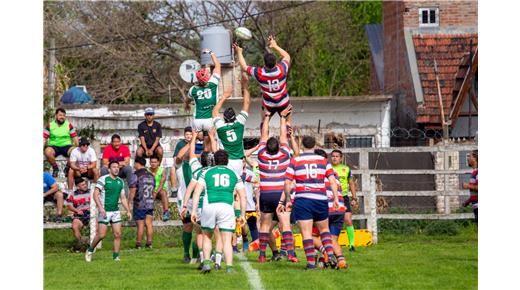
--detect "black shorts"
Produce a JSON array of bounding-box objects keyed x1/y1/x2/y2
[
  {"x1": 259, "y1": 193, "x2": 281, "y2": 214},
  {"x1": 140, "y1": 144, "x2": 162, "y2": 152},
  {"x1": 134, "y1": 208, "x2": 154, "y2": 221},
  {"x1": 262, "y1": 102, "x2": 290, "y2": 116},
  {"x1": 43, "y1": 195, "x2": 56, "y2": 203},
  {"x1": 344, "y1": 195, "x2": 352, "y2": 213},
  {"x1": 73, "y1": 211, "x2": 91, "y2": 226},
  {"x1": 50, "y1": 145, "x2": 72, "y2": 158}
]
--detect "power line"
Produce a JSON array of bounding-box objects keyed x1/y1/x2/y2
[{"x1": 48, "y1": 1, "x2": 315, "y2": 51}]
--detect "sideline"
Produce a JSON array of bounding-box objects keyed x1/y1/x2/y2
[{"x1": 235, "y1": 252, "x2": 264, "y2": 290}]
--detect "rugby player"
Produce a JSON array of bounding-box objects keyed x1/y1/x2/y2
[{"x1": 129, "y1": 157, "x2": 156, "y2": 249}]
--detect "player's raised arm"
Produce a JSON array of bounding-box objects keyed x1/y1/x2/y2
[
  {"x1": 212, "y1": 86, "x2": 232, "y2": 118},
  {"x1": 207, "y1": 49, "x2": 221, "y2": 76},
  {"x1": 279, "y1": 104, "x2": 292, "y2": 145},
  {"x1": 233, "y1": 43, "x2": 248, "y2": 72},
  {"x1": 189, "y1": 128, "x2": 198, "y2": 161},
  {"x1": 241, "y1": 72, "x2": 251, "y2": 114},
  {"x1": 268, "y1": 35, "x2": 290, "y2": 63},
  {"x1": 260, "y1": 111, "x2": 271, "y2": 143}
]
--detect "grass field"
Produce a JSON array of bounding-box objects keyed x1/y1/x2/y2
[{"x1": 44, "y1": 224, "x2": 477, "y2": 290}]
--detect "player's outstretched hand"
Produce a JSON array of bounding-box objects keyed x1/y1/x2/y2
[
  {"x1": 333, "y1": 197, "x2": 340, "y2": 211},
  {"x1": 276, "y1": 203, "x2": 285, "y2": 214},
  {"x1": 285, "y1": 201, "x2": 293, "y2": 212},
  {"x1": 233, "y1": 43, "x2": 243, "y2": 54},
  {"x1": 268, "y1": 35, "x2": 277, "y2": 48},
  {"x1": 281, "y1": 104, "x2": 293, "y2": 117}
]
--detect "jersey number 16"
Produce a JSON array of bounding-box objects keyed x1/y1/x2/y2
[{"x1": 213, "y1": 174, "x2": 230, "y2": 187}]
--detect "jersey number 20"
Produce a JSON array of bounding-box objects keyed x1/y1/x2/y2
[{"x1": 213, "y1": 174, "x2": 230, "y2": 187}]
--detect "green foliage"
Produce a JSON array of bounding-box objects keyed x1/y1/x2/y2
[
  {"x1": 424, "y1": 221, "x2": 460, "y2": 236},
  {"x1": 76, "y1": 124, "x2": 96, "y2": 141}
]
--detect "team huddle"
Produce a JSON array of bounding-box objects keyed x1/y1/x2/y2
[{"x1": 43, "y1": 35, "x2": 359, "y2": 272}]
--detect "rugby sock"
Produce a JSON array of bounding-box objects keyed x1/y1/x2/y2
[
  {"x1": 259, "y1": 232, "x2": 269, "y2": 257},
  {"x1": 87, "y1": 246, "x2": 94, "y2": 253},
  {"x1": 337, "y1": 255, "x2": 346, "y2": 263},
  {"x1": 112, "y1": 252, "x2": 119, "y2": 259},
  {"x1": 182, "y1": 231, "x2": 192, "y2": 257},
  {"x1": 320, "y1": 232, "x2": 335, "y2": 261},
  {"x1": 215, "y1": 252, "x2": 223, "y2": 266},
  {"x1": 346, "y1": 225, "x2": 355, "y2": 247},
  {"x1": 192, "y1": 241, "x2": 199, "y2": 258},
  {"x1": 282, "y1": 231, "x2": 296, "y2": 257},
  {"x1": 303, "y1": 239, "x2": 316, "y2": 267}
]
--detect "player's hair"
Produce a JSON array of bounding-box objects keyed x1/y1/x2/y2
[
  {"x1": 301, "y1": 135, "x2": 316, "y2": 149},
  {"x1": 266, "y1": 137, "x2": 279, "y2": 155},
  {"x1": 264, "y1": 52, "x2": 276, "y2": 69},
  {"x1": 74, "y1": 177, "x2": 86, "y2": 185},
  {"x1": 108, "y1": 160, "x2": 119, "y2": 168},
  {"x1": 134, "y1": 156, "x2": 147, "y2": 166},
  {"x1": 214, "y1": 150, "x2": 229, "y2": 166},
  {"x1": 470, "y1": 150, "x2": 478, "y2": 161},
  {"x1": 201, "y1": 151, "x2": 215, "y2": 167},
  {"x1": 224, "y1": 107, "x2": 236, "y2": 123},
  {"x1": 55, "y1": 108, "x2": 66, "y2": 115},
  {"x1": 314, "y1": 148, "x2": 327, "y2": 159},
  {"x1": 111, "y1": 134, "x2": 121, "y2": 142},
  {"x1": 331, "y1": 149, "x2": 343, "y2": 156},
  {"x1": 150, "y1": 155, "x2": 159, "y2": 162}
]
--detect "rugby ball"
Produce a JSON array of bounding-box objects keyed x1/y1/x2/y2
[{"x1": 235, "y1": 27, "x2": 252, "y2": 40}]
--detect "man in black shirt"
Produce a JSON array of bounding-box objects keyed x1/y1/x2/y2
[{"x1": 136, "y1": 107, "x2": 164, "y2": 162}]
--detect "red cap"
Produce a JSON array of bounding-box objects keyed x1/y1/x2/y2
[{"x1": 196, "y1": 69, "x2": 210, "y2": 84}]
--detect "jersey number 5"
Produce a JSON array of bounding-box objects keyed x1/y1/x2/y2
[
  {"x1": 213, "y1": 174, "x2": 230, "y2": 187},
  {"x1": 304, "y1": 164, "x2": 318, "y2": 178},
  {"x1": 226, "y1": 130, "x2": 237, "y2": 142}
]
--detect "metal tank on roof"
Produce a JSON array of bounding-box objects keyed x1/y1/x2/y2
[{"x1": 200, "y1": 26, "x2": 232, "y2": 65}]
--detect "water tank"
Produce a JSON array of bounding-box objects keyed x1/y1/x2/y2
[{"x1": 200, "y1": 26, "x2": 232, "y2": 65}]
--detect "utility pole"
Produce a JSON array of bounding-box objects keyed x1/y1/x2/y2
[{"x1": 47, "y1": 38, "x2": 56, "y2": 109}]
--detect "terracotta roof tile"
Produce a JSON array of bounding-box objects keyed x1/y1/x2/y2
[{"x1": 413, "y1": 33, "x2": 477, "y2": 126}]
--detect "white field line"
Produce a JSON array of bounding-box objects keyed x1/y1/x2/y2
[{"x1": 236, "y1": 253, "x2": 264, "y2": 290}]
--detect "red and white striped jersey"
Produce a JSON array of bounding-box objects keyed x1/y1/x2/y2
[
  {"x1": 257, "y1": 141, "x2": 291, "y2": 196},
  {"x1": 246, "y1": 60, "x2": 290, "y2": 109},
  {"x1": 326, "y1": 171, "x2": 345, "y2": 213},
  {"x1": 285, "y1": 152, "x2": 334, "y2": 201}
]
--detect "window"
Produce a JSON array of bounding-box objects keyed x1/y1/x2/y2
[
  {"x1": 419, "y1": 8, "x2": 439, "y2": 27},
  {"x1": 346, "y1": 136, "x2": 373, "y2": 148}
]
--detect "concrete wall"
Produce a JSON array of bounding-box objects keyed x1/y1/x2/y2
[{"x1": 63, "y1": 95, "x2": 392, "y2": 149}]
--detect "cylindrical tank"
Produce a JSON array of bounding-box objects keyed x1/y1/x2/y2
[{"x1": 200, "y1": 26, "x2": 232, "y2": 65}]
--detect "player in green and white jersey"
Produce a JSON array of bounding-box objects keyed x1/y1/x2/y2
[
  {"x1": 191, "y1": 150, "x2": 247, "y2": 274},
  {"x1": 85, "y1": 161, "x2": 131, "y2": 262},
  {"x1": 185, "y1": 48, "x2": 221, "y2": 135},
  {"x1": 211, "y1": 72, "x2": 251, "y2": 177}
]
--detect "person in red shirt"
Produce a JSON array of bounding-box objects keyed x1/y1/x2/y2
[
  {"x1": 463, "y1": 150, "x2": 478, "y2": 223},
  {"x1": 101, "y1": 134, "x2": 133, "y2": 186}
]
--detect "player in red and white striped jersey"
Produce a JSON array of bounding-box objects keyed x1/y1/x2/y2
[
  {"x1": 279, "y1": 136, "x2": 340, "y2": 270},
  {"x1": 255, "y1": 105, "x2": 298, "y2": 263},
  {"x1": 234, "y1": 35, "x2": 292, "y2": 124}
]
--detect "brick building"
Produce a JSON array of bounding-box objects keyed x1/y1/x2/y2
[{"x1": 366, "y1": 1, "x2": 478, "y2": 142}]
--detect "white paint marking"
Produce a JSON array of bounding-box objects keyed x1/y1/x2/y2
[{"x1": 236, "y1": 253, "x2": 264, "y2": 290}]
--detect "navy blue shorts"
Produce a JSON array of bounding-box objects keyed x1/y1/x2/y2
[
  {"x1": 50, "y1": 145, "x2": 72, "y2": 158},
  {"x1": 293, "y1": 198, "x2": 329, "y2": 222},
  {"x1": 134, "y1": 208, "x2": 153, "y2": 221},
  {"x1": 344, "y1": 195, "x2": 352, "y2": 213},
  {"x1": 329, "y1": 213, "x2": 345, "y2": 236},
  {"x1": 260, "y1": 193, "x2": 281, "y2": 214}
]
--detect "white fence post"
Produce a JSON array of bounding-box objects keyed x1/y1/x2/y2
[
  {"x1": 368, "y1": 176, "x2": 378, "y2": 244},
  {"x1": 359, "y1": 150, "x2": 370, "y2": 229},
  {"x1": 89, "y1": 184, "x2": 101, "y2": 249}
]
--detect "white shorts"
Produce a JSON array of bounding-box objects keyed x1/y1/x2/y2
[
  {"x1": 200, "y1": 203, "x2": 235, "y2": 232},
  {"x1": 98, "y1": 211, "x2": 121, "y2": 225},
  {"x1": 193, "y1": 118, "x2": 213, "y2": 132},
  {"x1": 175, "y1": 166, "x2": 188, "y2": 214},
  {"x1": 227, "y1": 159, "x2": 244, "y2": 177}
]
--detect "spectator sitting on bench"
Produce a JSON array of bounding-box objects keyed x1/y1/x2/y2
[
  {"x1": 136, "y1": 107, "x2": 164, "y2": 163},
  {"x1": 147, "y1": 155, "x2": 171, "y2": 221},
  {"x1": 66, "y1": 177, "x2": 91, "y2": 249},
  {"x1": 43, "y1": 171, "x2": 64, "y2": 222},
  {"x1": 101, "y1": 134, "x2": 133, "y2": 185},
  {"x1": 68, "y1": 137, "x2": 99, "y2": 192},
  {"x1": 44, "y1": 108, "x2": 79, "y2": 177}
]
